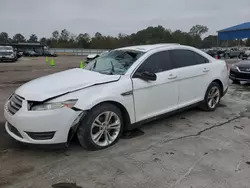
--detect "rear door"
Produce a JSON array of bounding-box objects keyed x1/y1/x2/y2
[{"x1": 169, "y1": 49, "x2": 211, "y2": 108}]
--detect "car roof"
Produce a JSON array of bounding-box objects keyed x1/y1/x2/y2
[{"x1": 117, "y1": 43, "x2": 180, "y2": 52}]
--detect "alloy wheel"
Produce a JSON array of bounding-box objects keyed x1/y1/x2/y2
[
  {"x1": 207, "y1": 86, "x2": 220, "y2": 109},
  {"x1": 90, "y1": 111, "x2": 121, "y2": 147}
]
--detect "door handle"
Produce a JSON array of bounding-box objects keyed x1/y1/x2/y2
[
  {"x1": 168, "y1": 75, "x2": 177, "y2": 79},
  {"x1": 203, "y1": 68, "x2": 209, "y2": 73}
]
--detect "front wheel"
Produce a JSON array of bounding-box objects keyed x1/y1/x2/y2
[
  {"x1": 199, "y1": 82, "x2": 222, "y2": 111},
  {"x1": 77, "y1": 103, "x2": 123, "y2": 150}
]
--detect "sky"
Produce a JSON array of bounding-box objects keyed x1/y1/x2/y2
[{"x1": 0, "y1": 0, "x2": 250, "y2": 39}]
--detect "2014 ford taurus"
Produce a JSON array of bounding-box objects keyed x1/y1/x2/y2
[{"x1": 4, "y1": 44, "x2": 229, "y2": 150}]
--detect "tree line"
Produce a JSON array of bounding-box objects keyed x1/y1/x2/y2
[{"x1": 0, "y1": 25, "x2": 249, "y2": 49}]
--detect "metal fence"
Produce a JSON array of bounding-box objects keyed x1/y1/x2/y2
[{"x1": 49, "y1": 48, "x2": 108, "y2": 56}]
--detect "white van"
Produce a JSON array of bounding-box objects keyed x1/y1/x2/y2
[{"x1": 0, "y1": 46, "x2": 17, "y2": 62}]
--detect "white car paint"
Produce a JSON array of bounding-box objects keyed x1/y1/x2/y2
[
  {"x1": 4, "y1": 44, "x2": 229, "y2": 145},
  {"x1": 15, "y1": 68, "x2": 120, "y2": 101},
  {"x1": 87, "y1": 54, "x2": 99, "y2": 59},
  {"x1": 0, "y1": 46, "x2": 15, "y2": 61}
]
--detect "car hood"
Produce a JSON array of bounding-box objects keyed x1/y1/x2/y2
[
  {"x1": 15, "y1": 68, "x2": 120, "y2": 101},
  {"x1": 234, "y1": 60, "x2": 250, "y2": 67}
]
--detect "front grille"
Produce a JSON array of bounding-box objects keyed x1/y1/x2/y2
[
  {"x1": 230, "y1": 70, "x2": 250, "y2": 79},
  {"x1": 239, "y1": 67, "x2": 250, "y2": 72},
  {"x1": 0, "y1": 52, "x2": 12, "y2": 55},
  {"x1": 7, "y1": 94, "x2": 24, "y2": 115},
  {"x1": 25, "y1": 131, "x2": 55, "y2": 140},
  {"x1": 7, "y1": 122, "x2": 23, "y2": 138}
]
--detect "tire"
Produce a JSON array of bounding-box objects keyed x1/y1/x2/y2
[
  {"x1": 77, "y1": 103, "x2": 123, "y2": 150},
  {"x1": 232, "y1": 80, "x2": 240, "y2": 84},
  {"x1": 199, "y1": 82, "x2": 222, "y2": 111}
]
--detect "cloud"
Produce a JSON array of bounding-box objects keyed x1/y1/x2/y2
[{"x1": 0, "y1": 0, "x2": 249, "y2": 38}]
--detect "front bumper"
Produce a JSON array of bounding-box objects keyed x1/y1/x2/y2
[
  {"x1": 0, "y1": 56, "x2": 15, "y2": 61},
  {"x1": 229, "y1": 69, "x2": 250, "y2": 81},
  {"x1": 4, "y1": 98, "x2": 82, "y2": 144}
]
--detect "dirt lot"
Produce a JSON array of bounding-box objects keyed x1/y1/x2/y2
[{"x1": 0, "y1": 57, "x2": 250, "y2": 188}]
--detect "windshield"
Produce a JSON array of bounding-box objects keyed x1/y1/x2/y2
[
  {"x1": 85, "y1": 50, "x2": 144, "y2": 75},
  {"x1": 0, "y1": 46, "x2": 13, "y2": 50}
]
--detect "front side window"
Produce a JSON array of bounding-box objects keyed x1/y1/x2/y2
[
  {"x1": 85, "y1": 50, "x2": 144, "y2": 75},
  {"x1": 136, "y1": 51, "x2": 171, "y2": 74}
]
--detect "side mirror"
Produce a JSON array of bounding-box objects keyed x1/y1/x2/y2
[{"x1": 134, "y1": 71, "x2": 157, "y2": 81}]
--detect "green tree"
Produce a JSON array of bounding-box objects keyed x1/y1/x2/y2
[
  {"x1": 40, "y1": 37, "x2": 47, "y2": 45},
  {"x1": 9, "y1": 24, "x2": 216, "y2": 49},
  {"x1": 246, "y1": 39, "x2": 250, "y2": 46},
  {"x1": 52, "y1": 30, "x2": 59, "y2": 40},
  {"x1": 0, "y1": 32, "x2": 9, "y2": 43},
  {"x1": 77, "y1": 33, "x2": 90, "y2": 48},
  {"x1": 189, "y1": 25, "x2": 208, "y2": 37},
  {"x1": 28, "y1": 34, "x2": 38, "y2": 43},
  {"x1": 202, "y1": 35, "x2": 218, "y2": 48},
  {"x1": 95, "y1": 32, "x2": 103, "y2": 39},
  {"x1": 12, "y1": 33, "x2": 26, "y2": 42},
  {"x1": 60, "y1": 29, "x2": 70, "y2": 41}
]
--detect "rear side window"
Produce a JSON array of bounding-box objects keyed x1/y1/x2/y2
[
  {"x1": 194, "y1": 52, "x2": 209, "y2": 64},
  {"x1": 170, "y1": 49, "x2": 196, "y2": 68},
  {"x1": 137, "y1": 51, "x2": 171, "y2": 74}
]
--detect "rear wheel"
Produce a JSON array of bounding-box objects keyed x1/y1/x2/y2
[
  {"x1": 199, "y1": 82, "x2": 221, "y2": 111},
  {"x1": 77, "y1": 103, "x2": 123, "y2": 150}
]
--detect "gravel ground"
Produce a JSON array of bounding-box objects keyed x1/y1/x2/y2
[{"x1": 0, "y1": 57, "x2": 250, "y2": 188}]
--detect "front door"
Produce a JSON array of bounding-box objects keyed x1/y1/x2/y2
[{"x1": 131, "y1": 50, "x2": 179, "y2": 122}]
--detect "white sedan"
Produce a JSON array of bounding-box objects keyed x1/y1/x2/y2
[{"x1": 4, "y1": 44, "x2": 229, "y2": 150}]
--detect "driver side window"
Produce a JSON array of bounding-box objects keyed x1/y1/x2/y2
[{"x1": 136, "y1": 51, "x2": 171, "y2": 74}]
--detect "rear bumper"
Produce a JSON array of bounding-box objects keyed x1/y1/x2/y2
[{"x1": 229, "y1": 69, "x2": 250, "y2": 81}]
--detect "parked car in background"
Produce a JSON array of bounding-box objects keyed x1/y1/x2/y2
[
  {"x1": 242, "y1": 48, "x2": 250, "y2": 60},
  {"x1": 43, "y1": 50, "x2": 57, "y2": 57},
  {"x1": 35, "y1": 50, "x2": 58, "y2": 57},
  {"x1": 4, "y1": 44, "x2": 229, "y2": 150},
  {"x1": 224, "y1": 48, "x2": 244, "y2": 59},
  {"x1": 206, "y1": 49, "x2": 226, "y2": 59},
  {"x1": 23, "y1": 50, "x2": 39, "y2": 57},
  {"x1": 0, "y1": 46, "x2": 17, "y2": 62},
  {"x1": 13, "y1": 48, "x2": 23, "y2": 59},
  {"x1": 229, "y1": 60, "x2": 250, "y2": 84},
  {"x1": 206, "y1": 49, "x2": 218, "y2": 58},
  {"x1": 17, "y1": 51, "x2": 24, "y2": 58}
]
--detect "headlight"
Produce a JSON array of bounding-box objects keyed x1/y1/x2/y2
[
  {"x1": 31, "y1": 99, "x2": 78, "y2": 111},
  {"x1": 231, "y1": 64, "x2": 239, "y2": 71}
]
